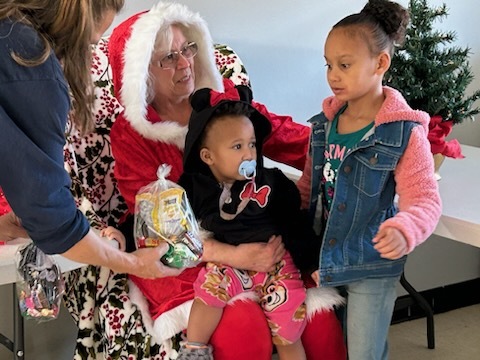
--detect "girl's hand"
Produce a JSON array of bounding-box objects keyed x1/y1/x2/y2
[
  {"x1": 373, "y1": 227, "x2": 408, "y2": 260},
  {"x1": 100, "y1": 226, "x2": 126, "y2": 251}
]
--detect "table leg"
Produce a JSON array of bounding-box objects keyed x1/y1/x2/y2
[
  {"x1": 0, "y1": 332, "x2": 13, "y2": 352},
  {"x1": 400, "y1": 273, "x2": 435, "y2": 349},
  {"x1": 13, "y1": 284, "x2": 25, "y2": 360}
]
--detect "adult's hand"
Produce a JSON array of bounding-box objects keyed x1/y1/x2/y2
[
  {"x1": 130, "y1": 242, "x2": 185, "y2": 278},
  {"x1": 202, "y1": 235, "x2": 285, "y2": 272},
  {"x1": 235, "y1": 235, "x2": 286, "y2": 272},
  {"x1": 61, "y1": 229, "x2": 184, "y2": 278},
  {"x1": 0, "y1": 212, "x2": 28, "y2": 241}
]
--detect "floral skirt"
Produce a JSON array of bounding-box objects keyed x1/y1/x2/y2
[{"x1": 63, "y1": 265, "x2": 185, "y2": 360}]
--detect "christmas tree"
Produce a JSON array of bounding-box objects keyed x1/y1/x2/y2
[{"x1": 385, "y1": 0, "x2": 480, "y2": 125}]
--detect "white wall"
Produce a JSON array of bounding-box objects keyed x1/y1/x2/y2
[
  {"x1": 110, "y1": 0, "x2": 480, "y2": 145},
  {"x1": 1, "y1": 1, "x2": 479, "y2": 359}
]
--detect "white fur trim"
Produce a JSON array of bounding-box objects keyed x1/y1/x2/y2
[
  {"x1": 152, "y1": 301, "x2": 193, "y2": 343},
  {"x1": 130, "y1": 120, "x2": 188, "y2": 150},
  {"x1": 129, "y1": 279, "x2": 192, "y2": 343},
  {"x1": 121, "y1": 1, "x2": 223, "y2": 143},
  {"x1": 128, "y1": 280, "x2": 155, "y2": 330},
  {"x1": 305, "y1": 286, "x2": 345, "y2": 321}
]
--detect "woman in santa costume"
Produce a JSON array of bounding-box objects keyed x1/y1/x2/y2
[{"x1": 105, "y1": 1, "x2": 346, "y2": 359}]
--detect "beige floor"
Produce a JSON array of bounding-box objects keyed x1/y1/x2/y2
[
  {"x1": 389, "y1": 303, "x2": 480, "y2": 360},
  {"x1": 272, "y1": 304, "x2": 480, "y2": 359}
]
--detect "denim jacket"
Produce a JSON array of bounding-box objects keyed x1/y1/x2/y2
[{"x1": 301, "y1": 87, "x2": 442, "y2": 287}]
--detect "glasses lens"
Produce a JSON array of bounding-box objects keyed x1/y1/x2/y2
[
  {"x1": 183, "y1": 42, "x2": 198, "y2": 58},
  {"x1": 160, "y1": 53, "x2": 178, "y2": 69},
  {"x1": 159, "y1": 42, "x2": 197, "y2": 69}
]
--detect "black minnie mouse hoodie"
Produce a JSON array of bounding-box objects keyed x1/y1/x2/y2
[{"x1": 178, "y1": 86, "x2": 320, "y2": 273}]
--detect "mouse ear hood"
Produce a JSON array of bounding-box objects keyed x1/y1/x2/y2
[
  {"x1": 184, "y1": 84, "x2": 271, "y2": 174},
  {"x1": 189, "y1": 88, "x2": 213, "y2": 113},
  {"x1": 235, "y1": 84, "x2": 254, "y2": 104}
]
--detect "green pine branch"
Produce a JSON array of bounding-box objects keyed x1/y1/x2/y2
[{"x1": 384, "y1": 0, "x2": 480, "y2": 124}]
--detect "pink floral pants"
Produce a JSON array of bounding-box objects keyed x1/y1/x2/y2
[{"x1": 194, "y1": 252, "x2": 306, "y2": 345}]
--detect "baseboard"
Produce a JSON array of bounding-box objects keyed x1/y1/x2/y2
[{"x1": 392, "y1": 277, "x2": 480, "y2": 324}]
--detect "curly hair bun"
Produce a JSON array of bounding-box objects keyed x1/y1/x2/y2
[{"x1": 362, "y1": 0, "x2": 409, "y2": 45}]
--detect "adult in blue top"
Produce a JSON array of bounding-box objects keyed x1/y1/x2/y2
[{"x1": 0, "y1": 0, "x2": 178, "y2": 279}]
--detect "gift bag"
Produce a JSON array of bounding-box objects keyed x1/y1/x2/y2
[
  {"x1": 15, "y1": 242, "x2": 64, "y2": 322},
  {"x1": 134, "y1": 164, "x2": 203, "y2": 268}
]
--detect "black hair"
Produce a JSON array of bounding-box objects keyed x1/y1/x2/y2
[
  {"x1": 333, "y1": 0, "x2": 409, "y2": 56},
  {"x1": 199, "y1": 101, "x2": 255, "y2": 148}
]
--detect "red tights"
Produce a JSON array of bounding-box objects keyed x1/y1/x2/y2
[{"x1": 210, "y1": 299, "x2": 346, "y2": 360}]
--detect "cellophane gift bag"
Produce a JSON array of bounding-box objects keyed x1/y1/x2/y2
[
  {"x1": 15, "y1": 242, "x2": 65, "y2": 322},
  {"x1": 134, "y1": 164, "x2": 203, "y2": 268}
]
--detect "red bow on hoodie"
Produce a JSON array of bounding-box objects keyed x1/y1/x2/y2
[{"x1": 239, "y1": 182, "x2": 271, "y2": 208}]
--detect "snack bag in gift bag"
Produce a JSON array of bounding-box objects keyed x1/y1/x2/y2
[
  {"x1": 134, "y1": 164, "x2": 203, "y2": 268},
  {"x1": 15, "y1": 242, "x2": 65, "y2": 322}
]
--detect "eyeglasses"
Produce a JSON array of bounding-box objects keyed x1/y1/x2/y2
[{"x1": 154, "y1": 41, "x2": 198, "y2": 70}]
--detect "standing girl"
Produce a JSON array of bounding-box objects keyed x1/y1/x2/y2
[{"x1": 297, "y1": 0, "x2": 442, "y2": 359}]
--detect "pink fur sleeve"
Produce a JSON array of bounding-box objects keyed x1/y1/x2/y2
[{"x1": 379, "y1": 126, "x2": 442, "y2": 253}]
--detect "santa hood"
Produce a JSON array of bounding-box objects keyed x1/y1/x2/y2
[{"x1": 108, "y1": 1, "x2": 223, "y2": 143}]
